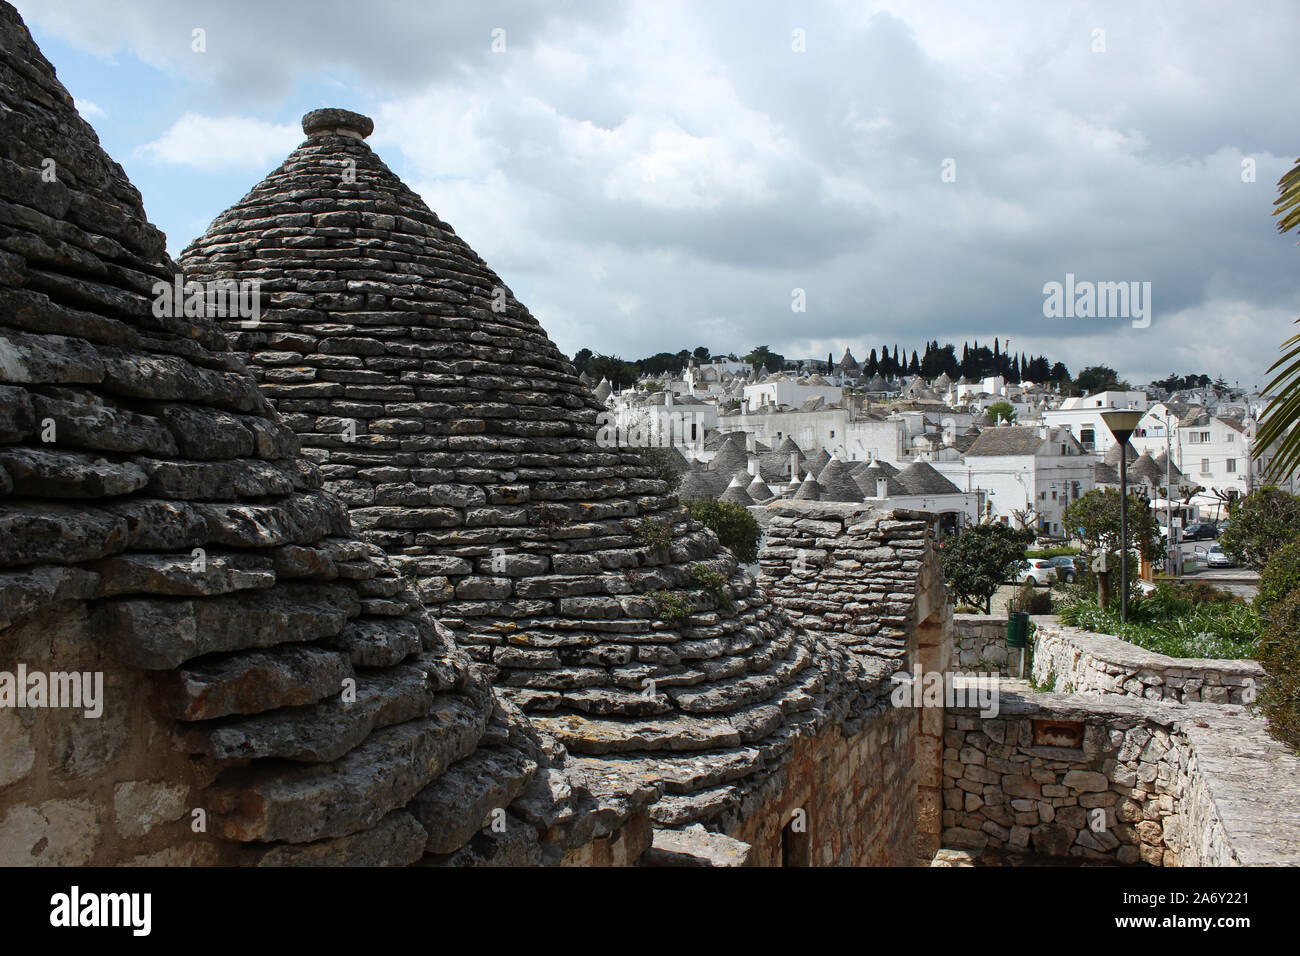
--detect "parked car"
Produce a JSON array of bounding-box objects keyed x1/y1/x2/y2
[
  {"x1": 1181, "y1": 522, "x2": 1219, "y2": 541},
  {"x1": 1048, "y1": 555, "x2": 1081, "y2": 583},
  {"x1": 1014, "y1": 559, "x2": 1058, "y2": 587},
  {"x1": 1205, "y1": 543, "x2": 1234, "y2": 568}
]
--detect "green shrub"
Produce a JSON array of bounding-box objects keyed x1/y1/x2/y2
[
  {"x1": 635, "y1": 517, "x2": 673, "y2": 553},
  {"x1": 1257, "y1": 590, "x2": 1300, "y2": 753},
  {"x1": 1012, "y1": 582, "x2": 1052, "y2": 614},
  {"x1": 686, "y1": 499, "x2": 761, "y2": 563},
  {"x1": 688, "y1": 562, "x2": 733, "y2": 610},
  {"x1": 1220, "y1": 486, "x2": 1300, "y2": 570},
  {"x1": 636, "y1": 446, "x2": 686, "y2": 493},
  {"x1": 1256, "y1": 539, "x2": 1300, "y2": 618},
  {"x1": 941, "y1": 523, "x2": 1034, "y2": 613},
  {"x1": 1025, "y1": 546, "x2": 1080, "y2": 560},
  {"x1": 1056, "y1": 582, "x2": 1260, "y2": 659},
  {"x1": 649, "y1": 589, "x2": 693, "y2": 621}
]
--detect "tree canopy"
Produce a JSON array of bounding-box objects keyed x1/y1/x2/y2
[
  {"x1": 1219, "y1": 486, "x2": 1300, "y2": 570},
  {"x1": 1062, "y1": 488, "x2": 1162, "y2": 562},
  {"x1": 941, "y1": 523, "x2": 1034, "y2": 613}
]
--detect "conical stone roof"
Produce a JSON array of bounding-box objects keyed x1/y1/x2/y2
[
  {"x1": 1129, "y1": 451, "x2": 1162, "y2": 485},
  {"x1": 719, "y1": 475, "x2": 755, "y2": 507},
  {"x1": 676, "y1": 462, "x2": 714, "y2": 501},
  {"x1": 745, "y1": 475, "x2": 773, "y2": 502},
  {"x1": 816, "y1": 458, "x2": 864, "y2": 503},
  {"x1": 853, "y1": 470, "x2": 908, "y2": 498},
  {"x1": 1104, "y1": 442, "x2": 1138, "y2": 466},
  {"x1": 807, "y1": 448, "x2": 832, "y2": 476},
  {"x1": 773, "y1": 435, "x2": 805, "y2": 460},
  {"x1": 182, "y1": 109, "x2": 856, "y2": 829},
  {"x1": 1153, "y1": 451, "x2": 1185, "y2": 485},
  {"x1": 896, "y1": 461, "x2": 962, "y2": 496},
  {"x1": 0, "y1": 18, "x2": 582, "y2": 866},
  {"x1": 710, "y1": 433, "x2": 749, "y2": 476},
  {"x1": 593, "y1": 378, "x2": 613, "y2": 403},
  {"x1": 794, "y1": 472, "x2": 823, "y2": 500}
]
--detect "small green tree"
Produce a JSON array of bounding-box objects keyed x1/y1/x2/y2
[
  {"x1": 986, "y1": 400, "x2": 1017, "y2": 424},
  {"x1": 1062, "y1": 488, "x2": 1161, "y2": 561},
  {"x1": 686, "y1": 499, "x2": 761, "y2": 563},
  {"x1": 1219, "y1": 486, "x2": 1300, "y2": 571},
  {"x1": 941, "y1": 523, "x2": 1034, "y2": 613},
  {"x1": 1257, "y1": 540, "x2": 1300, "y2": 618},
  {"x1": 1257, "y1": 589, "x2": 1300, "y2": 753}
]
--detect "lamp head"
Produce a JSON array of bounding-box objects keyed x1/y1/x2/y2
[{"x1": 1100, "y1": 408, "x2": 1144, "y2": 446}]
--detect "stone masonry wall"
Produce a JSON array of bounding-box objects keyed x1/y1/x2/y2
[
  {"x1": 757, "y1": 499, "x2": 951, "y2": 864},
  {"x1": 945, "y1": 691, "x2": 1300, "y2": 866},
  {"x1": 1032, "y1": 620, "x2": 1263, "y2": 705},
  {"x1": 727, "y1": 677, "x2": 917, "y2": 866},
  {"x1": 759, "y1": 501, "x2": 946, "y2": 664},
  {"x1": 953, "y1": 614, "x2": 1016, "y2": 674},
  {"x1": 0, "y1": 603, "x2": 222, "y2": 865}
]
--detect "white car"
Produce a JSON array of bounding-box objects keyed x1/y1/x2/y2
[
  {"x1": 1014, "y1": 559, "x2": 1058, "y2": 587},
  {"x1": 1205, "y1": 544, "x2": 1234, "y2": 568}
]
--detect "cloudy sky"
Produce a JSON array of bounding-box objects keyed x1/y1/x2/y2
[{"x1": 19, "y1": 0, "x2": 1300, "y2": 389}]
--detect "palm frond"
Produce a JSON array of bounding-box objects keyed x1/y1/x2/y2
[
  {"x1": 1276, "y1": 158, "x2": 1300, "y2": 234},
  {"x1": 1257, "y1": 158, "x2": 1300, "y2": 481}
]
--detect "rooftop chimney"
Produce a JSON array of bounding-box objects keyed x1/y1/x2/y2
[{"x1": 302, "y1": 108, "x2": 374, "y2": 140}]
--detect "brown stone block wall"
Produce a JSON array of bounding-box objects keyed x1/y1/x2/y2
[
  {"x1": 727, "y1": 701, "x2": 917, "y2": 867},
  {"x1": 0, "y1": 604, "x2": 232, "y2": 866}
]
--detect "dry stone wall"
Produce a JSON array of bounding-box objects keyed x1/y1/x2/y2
[
  {"x1": 758, "y1": 501, "x2": 947, "y2": 664},
  {"x1": 758, "y1": 499, "x2": 952, "y2": 862},
  {"x1": 727, "y1": 678, "x2": 918, "y2": 866},
  {"x1": 1032, "y1": 620, "x2": 1262, "y2": 705},
  {"x1": 953, "y1": 614, "x2": 1016, "y2": 673},
  {"x1": 945, "y1": 691, "x2": 1300, "y2": 865}
]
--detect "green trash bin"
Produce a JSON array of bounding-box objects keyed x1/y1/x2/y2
[{"x1": 1005, "y1": 611, "x2": 1029, "y2": 648}]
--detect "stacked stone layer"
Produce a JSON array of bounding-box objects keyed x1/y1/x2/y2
[
  {"x1": 181, "y1": 116, "x2": 862, "y2": 827},
  {"x1": 759, "y1": 502, "x2": 942, "y2": 663},
  {"x1": 0, "y1": 3, "x2": 635, "y2": 866}
]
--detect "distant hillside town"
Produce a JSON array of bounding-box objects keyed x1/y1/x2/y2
[{"x1": 584, "y1": 348, "x2": 1289, "y2": 541}]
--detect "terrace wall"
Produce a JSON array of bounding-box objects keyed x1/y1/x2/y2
[{"x1": 1031, "y1": 620, "x2": 1263, "y2": 705}]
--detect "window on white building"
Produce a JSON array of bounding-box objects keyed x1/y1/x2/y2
[
  {"x1": 1201, "y1": 458, "x2": 1210, "y2": 474},
  {"x1": 1227, "y1": 459, "x2": 1236, "y2": 473}
]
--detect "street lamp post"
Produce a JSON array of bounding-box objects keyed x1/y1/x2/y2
[
  {"x1": 1150, "y1": 413, "x2": 1176, "y2": 574},
  {"x1": 1101, "y1": 409, "x2": 1144, "y2": 624}
]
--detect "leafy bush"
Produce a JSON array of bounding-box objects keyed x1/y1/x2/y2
[
  {"x1": 688, "y1": 562, "x2": 733, "y2": 610},
  {"x1": 1056, "y1": 582, "x2": 1260, "y2": 659},
  {"x1": 1063, "y1": 488, "x2": 1162, "y2": 561},
  {"x1": 686, "y1": 499, "x2": 761, "y2": 563},
  {"x1": 1012, "y1": 582, "x2": 1052, "y2": 614},
  {"x1": 941, "y1": 523, "x2": 1034, "y2": 613},
  {"x1": 1219, "y1": 486, "x2": 1300, "y2": 570},
  {"x1": 1025, "y1": 546, "x2": 1080, "y2": 560},
  {"x1": 635, "y1": 517, "x2": 672, "y2": 553},
  {"x1": 1257, "y1": 590, "x2": 1300, "y2": 753},
  {"x1": 636, "y1": 446, "x2": 686, "y2": 493},
  {"x1": 1256, "y1": 539, "x2": 1300, "y2": 618},
  {"x1": 648, "y1": 589, "x2": 693, "y2": 621}
]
